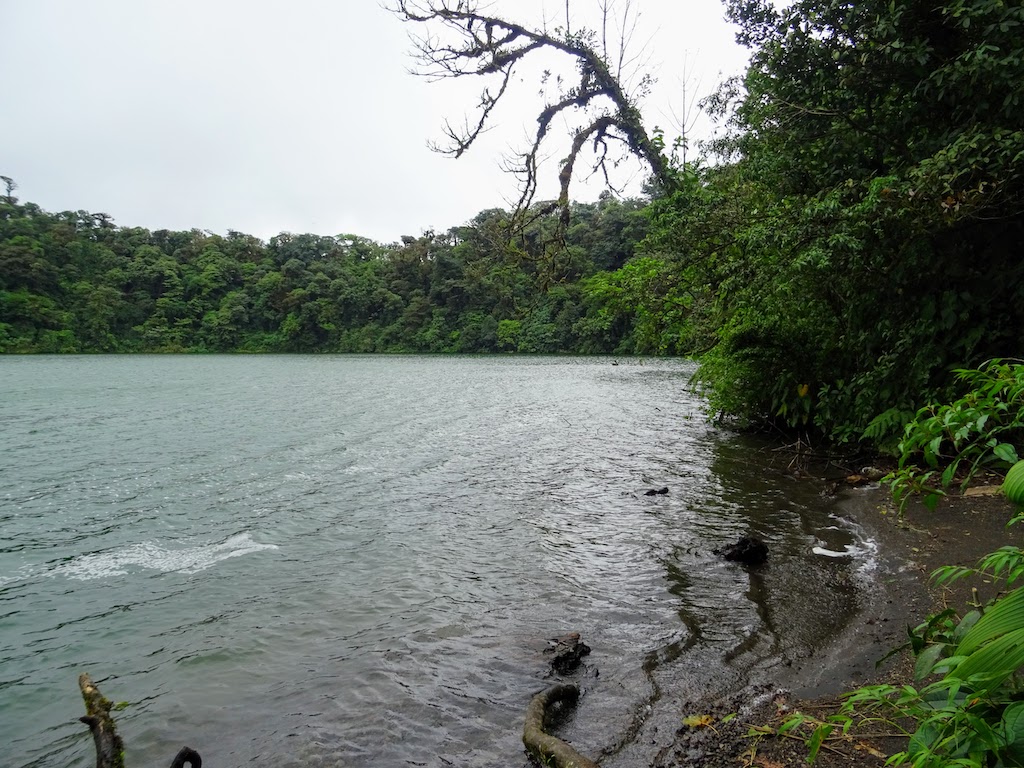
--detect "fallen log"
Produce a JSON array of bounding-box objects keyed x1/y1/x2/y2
[
  {"x1": 522, "y1": 683, "x2": 599, "y2": 768},
  {"x1": 77, "y1": 674, "x2": 201, "y2": 768}
]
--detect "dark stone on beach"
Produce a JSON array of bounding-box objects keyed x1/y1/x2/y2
[
  {"x1": 716, "y1": 536, "x2": 769, "y2": 566},
  {"x1": 547, "y1": 632, "x2": 591, "y2": 675},
  {"x1": 644, "y1": 487, "x2": 669, "y2": 496}
]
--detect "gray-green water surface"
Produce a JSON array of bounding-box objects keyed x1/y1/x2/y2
[{"x1": 0, "y1": 356, "x2": 875, "y2": 767}]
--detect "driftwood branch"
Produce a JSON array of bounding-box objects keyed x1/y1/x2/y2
[
  {"x1": 79, "y1": 674, "x2": 127, "y2": 768},
  {"x1": 523, "y1": 683, "x2": 599, "y2": 768},
  {"x1": 77, "y1": 660, "x2": 595, "y2": 768},
  {"x1": 77, "y1": 674, "x2": 201, "y2": 768}
]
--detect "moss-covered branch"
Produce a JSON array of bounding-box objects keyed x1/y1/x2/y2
[
  {"x1": 78, "y1": 674, "x2": 126, "y2": 768},
  {"x1": 77, "y1": 674, "x2": 201, "y2": 768},
  {"x1": 522, "y1": 683, "x2": 599, "y2": 768}
]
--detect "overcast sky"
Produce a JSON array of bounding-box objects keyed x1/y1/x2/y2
[{"x1": 0, "y1": 1, "x2": 749, "y2": 243}]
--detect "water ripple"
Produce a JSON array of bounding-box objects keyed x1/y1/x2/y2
[{"x1": 0, "y1": 356, "x2": 876, "y2": 768}]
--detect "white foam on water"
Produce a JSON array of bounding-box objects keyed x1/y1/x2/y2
[
  {"x1": 814, "y1": 514, "x2": 881, "y2": 581},
  {"x1": 341, "y1": 464, "x2": 375, "y2": 474},
  {"x1": 812, "y1": 544, "x2": 862, "y2": 558},
  {"x1": 52, "y1": 533, "x2": 279, "y2": 581}
]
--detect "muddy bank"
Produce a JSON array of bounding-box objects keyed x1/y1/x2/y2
[
  {"x1": 652, "y1": 481, "x2": 1021, "y2": 768},
  {"x1": 786, "y1": 482, "x2": 1017, "y2": 697}
]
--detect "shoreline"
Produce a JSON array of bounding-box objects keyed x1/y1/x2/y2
[
  {"x1": 791, "y1": 479, "x2": 1019, "y2": 696},
  {"x1": 656, "y1": 480, "x2": 1021, "y2": 767}
]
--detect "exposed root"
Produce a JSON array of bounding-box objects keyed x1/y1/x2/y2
[{"x1": 523, "y1": 683, "x2": 599, "y2": 768}]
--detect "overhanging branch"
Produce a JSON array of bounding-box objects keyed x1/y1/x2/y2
[{"x1": 390, "y1": 0, "x2": 675, "y2": 231}]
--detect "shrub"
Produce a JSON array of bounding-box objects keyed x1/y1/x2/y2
[{"x1": 886, "y1": 360, "x2": 1024, "y2": 514}]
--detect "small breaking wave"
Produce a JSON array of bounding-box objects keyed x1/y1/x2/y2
[
  {"x1": 52, "y1": 533, "x2": 279, "y2": 581},
  {"x1": 812, "y1": 515, "x2": 880, "y2": 580},
  {"x1": 812, "y1": 543, "x2": 872, "y2": 559}
]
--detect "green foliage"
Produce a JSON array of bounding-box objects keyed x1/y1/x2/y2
[
  {"x1": 815, "y1": 538, "x2": 1024, "y2": 768},
  {"x1": 575, "y1": 256, "x2": 691, "y2": 355},
  {"x1": 0, "y1": 189, "x2": 652, "y2": 356},
  {"x1": 886, "y1": 360, "x2": 1024, "y2": 513},
  {"x1": 1004, "y1": 462, "x2": 1024, "y2": 507},
  {"x1": 648, "y1": 0, "x2": 1024, "y2": 442}
]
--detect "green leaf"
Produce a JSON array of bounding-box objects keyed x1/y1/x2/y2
[
  {"x1": 1004, "y1": 461, "x2": 1024, "y2": 504},
  {"x1": 1002, "y1": 702, "x2": 1024, "y2": 747},
  {"x1": 807, "y1": 723, "x2": 833, "y2": 761},
  {"x1": 777, "y1": 713, "x2": 804, "y2": 734},
  {"x1": 993, "y1": 443, "x2": 1019, "y2": 464},
  {"x1": 952, "y1": 627, "x2": 1024, "y2": 688},
  {"x1": 952, "y1": 610, "x2": 982, "y2": 643},
  {"x1": 914, "y1": 643, "x2": 948, "y2": 681},
  {"x1": 941, "y1": 459, "x2": 960, "y2": 487},
  {"x1": 957, "y1": 587, "x2": 1024, "y2": 655}
]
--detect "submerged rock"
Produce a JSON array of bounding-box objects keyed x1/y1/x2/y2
[
  {"x1": 547, "y1": 632, "x2": 591, "y2": 675},
  {"x1": 716, "y1": 536, "x2": 769, "y2": 566},
  {"x1": 644, "y1": 487, "x2": 670, "y2": 496}
]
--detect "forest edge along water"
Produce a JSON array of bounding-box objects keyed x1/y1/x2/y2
[
  {"x1": 2, "y1": 355, "x2": 1017, "y2": 768},
  {"x1": 4, "y1": 0, "x2": 1022, "y2": 760}
]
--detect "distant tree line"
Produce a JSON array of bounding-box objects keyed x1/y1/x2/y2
[{"x1": 0, "y1": 190, "x2": 690, "y2": 356}]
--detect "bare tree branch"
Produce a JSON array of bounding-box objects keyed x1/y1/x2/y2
[
  {"x1": 390, "y1": 0, "x2": 674, "y2": 232},
  {"x1": 428, "y1": 64, "x2": 514, "y2": 157}
]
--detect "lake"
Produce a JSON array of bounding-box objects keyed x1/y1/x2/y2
[{"x1": 0, "y1": 356, "x2": 875, "y2": 767}]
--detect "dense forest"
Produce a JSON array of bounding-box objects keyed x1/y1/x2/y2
[
  {"x1": 4, "y1": 0, "x2": 1023, "y2": 452},
  {"x1": 0, "y1": 191, "x2": 668, "y2": 357}
]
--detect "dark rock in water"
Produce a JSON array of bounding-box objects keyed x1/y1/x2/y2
[
  {"x1": 643, "y1": 487, "x2": 670, "y2": 496},
  {"x1": 546, "y1": 632, "x2": 591, "y2": 675},
  {"x1": 170, "y1": 747, "x2": 202, "y2": 768},
  {"x1": 716, "y1": 536, "x2": 769, "y2": 566},
  {"x1": 820, "y1": 480, "x2": 842, "y2": 498}
]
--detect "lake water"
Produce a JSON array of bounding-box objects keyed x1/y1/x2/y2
[{"x1": 0, "y1": 356, "x2": 876, "y2": 767}]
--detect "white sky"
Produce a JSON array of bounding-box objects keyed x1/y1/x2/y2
[{"x1": 0, "y1": 1, "x2": 749, "y2": 243}]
